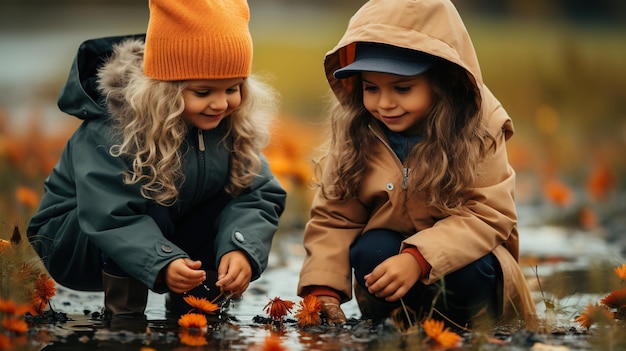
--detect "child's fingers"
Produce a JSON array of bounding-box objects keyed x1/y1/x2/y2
[
  {"x1": 179, "y1": 266, "x2": 206, "y2": 281},
  {"x1": 221, "y1": 276, "x2": 249, "y2": 296},
  {"x1": 216, "y1": 267, "x2": 251, "y2": 295},
  {"x1": 363, "y1": 267, "x2": 384, "y2": 288},
  {"x1": 215, "y1": 251, "x2": 252, "y2": 294},
  {"x1": 167, "y1": 275, "x2": 201, "y2": 293},
  {"x1": 216, "y1": 266, "x2": 238, "y2": 288},
  {"x1": 183, "y1": 269, "x2": 206, "y2": 280},
  {"x1": 183, "y1": 258, "x2": 203, "y2": 270}
]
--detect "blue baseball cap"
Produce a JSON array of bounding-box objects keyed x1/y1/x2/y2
[{"x1": 333, "y1": 42, "x2": 436, "y2": 79}]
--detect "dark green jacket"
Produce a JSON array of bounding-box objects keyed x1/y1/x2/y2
[{"x1": 27, "y1": 35, "x2": 286, "y2": 292}]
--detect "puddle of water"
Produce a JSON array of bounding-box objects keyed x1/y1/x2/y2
[
  {"x1": 17, "y1": 227, "x2": 622, "y2": 351},
  {"x1": 28, "y1": 234, "x2": 374, "y2": 351},
  {"x1": 3, "y1": 198, "x2": 623, "y2": 350}
]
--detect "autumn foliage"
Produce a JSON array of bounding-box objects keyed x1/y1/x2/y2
[
  {"x1": 294, "y1": 295, "x2": 322, "y2": 327},
  {"x1": 264, "y1": 297, "x2": 296, "y2": 323},
  {"x1": 422, "y1": 319, "x2": 462, "y2": 348},
  {"x1": 575, "y1": 263, "x2": 626, "y2": 328},
  {"x1": 1, "y1": 225, "x2": 57, "y2": 347}
]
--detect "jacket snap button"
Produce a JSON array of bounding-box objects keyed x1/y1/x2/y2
[
  {"x1": 234, "y1": 231, "x2": 245, "y2": 243},
  {"x1": 386, "y1": 183, "x2": 394, "y2": 191},
  {"x1": 161, "y1": 244, "x2": 173, "y2": 253}
]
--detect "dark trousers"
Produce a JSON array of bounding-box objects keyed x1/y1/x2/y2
[
  {"x1": 350, "y1": 229, "x2": 500, "y2": 325},
  {"x1": 102, "y1": 190, "x2": 232, "y2": 277}
]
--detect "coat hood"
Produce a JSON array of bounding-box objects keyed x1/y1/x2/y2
[
  {"x1": 325, "y1": 0, "x2": 482, "y2": 103},
  {"x1": 57, "y1": 34, "x2": 146, "y2": 120}
]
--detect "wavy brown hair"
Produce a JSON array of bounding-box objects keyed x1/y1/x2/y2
[{"x1": 315, "y1": 60, "x2": 496, "y2": 214}]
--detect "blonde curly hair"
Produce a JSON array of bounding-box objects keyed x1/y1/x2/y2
[
  {"x1": 106, "y1": 75, "x2": 277, "y2": 206},
  {"x1": 97, "y1": 39, "x2": 278, "y2": 206}
]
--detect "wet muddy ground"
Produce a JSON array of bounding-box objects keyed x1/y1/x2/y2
[{"x1": 20, "y1": 212, "x2": 626, "y2": 351}]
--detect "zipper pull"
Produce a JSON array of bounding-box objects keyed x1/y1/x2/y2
[
  {"x1": 197, "y1": 129, "x2": 205, "y2": 152},
  {"x1": 402, "y1": 168, "x2": 409, "y2": 189}
]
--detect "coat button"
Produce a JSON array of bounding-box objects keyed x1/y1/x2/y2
[
  {"x1": 234, "y1": 231, "x2": 245, "y2": 243},
  {"x1": 386, "y1": 183, "x2": 394, "y2": 191},
  {"x1": 161, "y1": 244, "x2": 173, "y2": 253}
]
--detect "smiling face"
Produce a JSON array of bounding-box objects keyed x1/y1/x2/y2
[
  {"x1": 361, "y1": 71, "x2": 434, "y2": 136},
  {"x1": 181, "y1": 78, "x2": 245, "y2": 130}
]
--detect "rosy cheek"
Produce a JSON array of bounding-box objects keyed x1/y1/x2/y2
[{"x1": 362, "y1": 97, "x2": 376, "y2": 113}]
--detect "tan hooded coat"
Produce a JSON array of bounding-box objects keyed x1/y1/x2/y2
[{"x1": 297, "y1": 0, "x2": 537, "y2": 324}]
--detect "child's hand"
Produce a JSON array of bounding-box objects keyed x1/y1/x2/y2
[
  {"x1": 165, "y1": 258, "x2": 206, "y2": 294},
  {"x1": 317, "y1": 296, "x2": 347, "y2": 325},
  {"x1": 216, "y1": 250, "x2": 252, "y2": 298},
  {"x1": 363, "y1": 253, "x2": 421, "y2": 302}
]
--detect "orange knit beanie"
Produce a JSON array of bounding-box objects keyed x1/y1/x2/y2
[{"x1": 143, "y1": 0, "x2": 252, "y2": 80}]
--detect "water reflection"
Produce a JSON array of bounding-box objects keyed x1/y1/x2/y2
[
  {"x1": 35, "y1": 311, "x2": 384, "y2": 351},
  {"x1": 23, "y1": 223, "x2": 622, "y2": 351}
]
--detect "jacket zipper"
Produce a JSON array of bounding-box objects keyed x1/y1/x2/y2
[
  {"x1": 196, "y1": 129, "x2": 206, "y2": 196},
  {"x1": 368, "y1": 125, "x2": 410, "y2": 190},
  {"x1": 402, "y1": 168, "x2": 410, "y2": 189},
  {"x1": 197, "y1": 128, "x2": 205, "y2": 152}
]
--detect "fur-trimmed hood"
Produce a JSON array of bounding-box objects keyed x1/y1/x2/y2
[
  {"x1": 96, "y1": 38, "x2": 148, "y2": 122},
  {"x1": 57, "y1": 34, "x2": 145, "y2": 121},
  {"x1": 34, "y1": 38, "x2": 287, "y2": 293}
]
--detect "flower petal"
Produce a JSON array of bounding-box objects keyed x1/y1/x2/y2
[
  {"x1": 183, "y1": 295, "x2": 219, "y2": 314},
  {"x1": 264, "y1": 297, "x2": 295, "y2": 321},
  {"x1": 178, "y1": 313, "x2": 208, "y2": 330},
  {"x1": 614, "y1": 264, "x2": 626, "y2": 281}
]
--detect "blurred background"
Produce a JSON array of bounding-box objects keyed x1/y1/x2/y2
[{"x1": 0, "y1": 0, "x2": 625, "y2": 243}]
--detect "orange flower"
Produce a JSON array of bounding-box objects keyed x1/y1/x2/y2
[
  {"x1": 261, "y1": 333, "x2": 287, "y2": 351},
  {"x1": 543, "y1": 178, "x2": 573, "y2": 207},
  {"x1": 575, "y1": 303, "x2": 613, "y2": 329},
  {"x1": 2, "y1": 316, "x2": 29, "y2": 334},
  {"x1": 29, "y1": 297, "x2": 48, "y2": 316},
  {"x1": 264, "y1": 297, "x2": 295, "y2": 321},
  {"x1": 0, "y1": 298, "x2": 31, "y2": 316},
  {"x1": 0, "y1": 334, "x2": 13, "y2": 349},
  {"x1": 0, "y1": 239, "x2": 9, "y2": 253},
  {"x1": 586, "y1": 162, "x2": 614, "y2": 201},
  {"x1": 177, "y1": 313, "x2": 208, "y2": 331},
  {"x1": 15, "y1": 186, "x2": 40, "y2": 210},
  {"x1": 32, "y1": 274, "x2": 56, "y2": 313},
  {"x1": 294, "y1": 295, "x2": 322, "y2": 327},
  {"x1": 421, "y1": 319, "x2": 461, "y2": 348},
  {"x1": 183, "y1": 295, "x2": 219, "y2": 314},
  {"x1": 578, "y1": 206, "x2": 598, "y2": 230},
  {"x1": 178, "y1": 330, "x2": 208, "y2": 346},
  {"x1": 600, "y1": 288, "x2": 626, "y2": 309},
  {"x1": 614, "y1": 264, "x2": 626, "y2": 281}
]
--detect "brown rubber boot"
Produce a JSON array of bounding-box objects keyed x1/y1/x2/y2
[
  {"x1": 102, "y1": 271, "x2": 148, "y2": 326},
  {"x1": 353, "y1": 282, "x2": 397, "y2": 323}
]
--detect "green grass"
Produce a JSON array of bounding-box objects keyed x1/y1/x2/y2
[{"x1": 252, "y1": 15, "x2": 626, "y2": 179}]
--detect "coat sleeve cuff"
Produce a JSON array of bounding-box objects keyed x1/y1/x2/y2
[
  {"x1": 301, "y1": 285, "x2": 341, "y2": 301},
  {"x1": 402, "y1": 245, "x2": 431, "y2": 280}
]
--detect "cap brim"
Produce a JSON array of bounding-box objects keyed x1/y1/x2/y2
[{"x1": 334, "y1": 57, "x2": 432, "y2": 79}]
